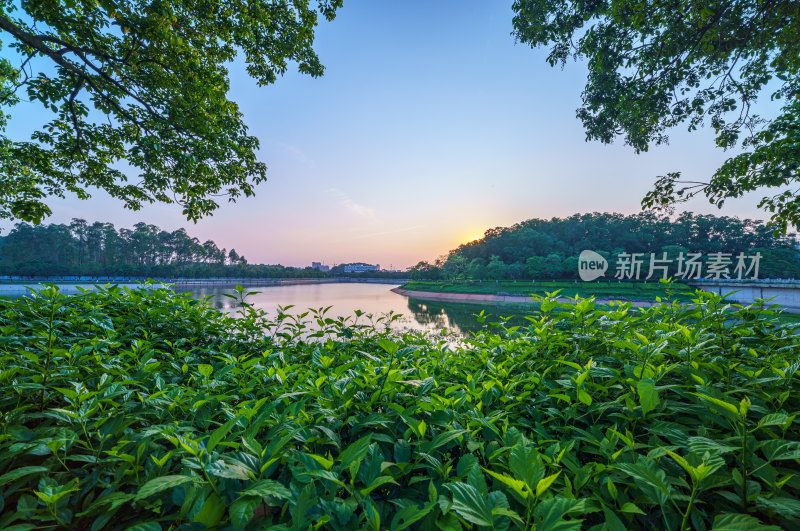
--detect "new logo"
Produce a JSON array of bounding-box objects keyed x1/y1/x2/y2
[{"x1": 578, "y1": 250, "x2": 608, "y2": 281}]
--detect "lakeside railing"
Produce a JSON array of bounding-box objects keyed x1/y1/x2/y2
[{"x1": 690, "y1": 278, "x2": 800, "y2": 287}]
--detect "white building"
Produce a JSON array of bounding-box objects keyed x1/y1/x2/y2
[{"x1": 343, "y1": 263, "x2": 379, "y2": 273}]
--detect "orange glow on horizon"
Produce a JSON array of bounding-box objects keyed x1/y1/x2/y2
[{"x1": 461, "y1": 232, "x2": 485, "y2": 245}]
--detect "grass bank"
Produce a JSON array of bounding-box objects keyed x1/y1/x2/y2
[
  {"x1": 1, "y1": 286, "x2": 799, "y2": 529},
  {"x1": 400, "y1": 280, "x2": 696, "y2": 301}
]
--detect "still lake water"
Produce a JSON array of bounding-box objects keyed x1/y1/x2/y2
[
  {"x1": 175, "y1": 283, "x2": 523, "y2": 335},
  {"x1": 0, "y1": 282, "x2": 529, "y2": 335}
]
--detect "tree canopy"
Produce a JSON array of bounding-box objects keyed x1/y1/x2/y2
[
  {"x1": 0, "y1": 219, "x2": 411, "y2": 279},
  {"x1": 409, "y1": 212, "x2": 800, "y2": 281},
  {"x1": 512, "y1": 0, "x2": 800, "y2": 230},
  {"x1": 0, "y1": 219, "x2": 249, "y2": 277},
  {"x1": 0, "y1": 0, "x2": 341, "y2": 223}
]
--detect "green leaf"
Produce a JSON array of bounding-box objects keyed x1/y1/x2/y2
[
  {"x1": 664, "y1": 449, "x2": 692, "y2": 476},
  {"x1": 602, "y1": 505, "x2": 627, "y2": 531},
  {"x1": 488, "y1": 490, "x2": 522, "y2": 526},
  {"x1": 360, "y1": 475, "x2": 398, "y2": 496},
  {"x1": 378, "y1": 339, "x2": 398, "y2": 355},
  {"x1": 757, "y1": 412, "x2": 794, "y2": 429},
  {"x1": 303, "y1": 469, "x2": 345, "y2": 486},
  {"x1": 637, "y1": 378, "x2": 658, "y2": 415},
  {"x1": 390, "y1": 501, "x2": 435, "y2": 531},
  {"x1": 307, "y1": 453, "x2": 334, "y2": 470},
  {"x1": 577, "y1": 389, "x2": 592, "y2": 406},
  {"x1": 483, "y1": 467, "x2": 529, "y2": 499},
  {"x1": 445, "y1": 482, "x2": 494, "y2": 527},
  {"x1": 428, "y1": 479, "x2": 438, "y2": 503},
  {"x1": 77, "y1": 492, "x2": 134, "y2": 517},
  {"x1": 338, "y1": 434, "x2": 372, "y2": 469},
  {"x1": 135, "y1": 475, "x2": 195, "y2": 500},
  {"x1": 687, "y1": 436, "x2": 738, "y2": 455},
  {"x1": 421, "y1": 429, "x2": 468, "y2": 453},
  {"x1": 124, "y1": 524, "x2": 162, "y2": 531},
  {"x1": 615, "y1": 459, "x2": 671, "y2": 506},
  {"x1": 711, "y1": 513, "x2": 782, "y2": 530},
  {"x1": 364, "y1": 498, "x2": 381, "y2": 531},
  {"x1": 755, "y1": 496, "x2": 800, "y2": 519},
  {"x1": 619, "y1": 502, "x2": 645, "y2": 515},
  {"x1": 0, "y1": 466, "x2": 49, "y2": 486},
  {"x1": 193, "y1": 492, "x2": 226, "y2": 527},
  {"x1": 692, "y1": 393, "x2": 740, "y2": 417},
  {"x1": 230, "y1": 496, "x2": 259, "y2": 531},
  {"x1": 510, "y1": 444, "x2": 545, "y2": 492},
  {"x1": 292, "y1": 483, "x2": 317, "y2": 529},
  {"x1": 198, "y1": 364, "x2": 213, "y2": 378},
  {"x1": 536, "y1": 471, "x2": 561, "y2": 497},
  {"x1": 207, "y1": 415, "x2": 239, "y2": 453},
  {"x1": 207, "y1": 459, "x2": 251, "y2": 480},
  {"x1": 761, "y1": 439, "x2": 800, "y2": 462},
  {"x1": 533, "y1": 497, "x2": 586, "y2": 531},
  {"x1": 240, "y1": 479, "x2": 292, "y2": 500},
  {"x1": 35, "y1": 482, "x2": 79, "y2": 505}
]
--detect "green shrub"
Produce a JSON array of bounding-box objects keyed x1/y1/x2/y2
[{"x1": 0, "y1": 285, "x2": 799, "y2": 529}]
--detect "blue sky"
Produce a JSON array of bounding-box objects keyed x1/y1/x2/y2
[{"x1": 0, "y1": 1, "x2": 779, "y2": 268}]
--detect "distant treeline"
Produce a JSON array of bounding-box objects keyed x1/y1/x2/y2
[
  {"x1": 409, "y1": 212, "x2": 800, "y2": 281},
  {"x1": 0, "y1": 221, "x2": 410, "y2": 279},
  {"x1": 0, "y1": 221, "x2": 327, "y2": 278}
]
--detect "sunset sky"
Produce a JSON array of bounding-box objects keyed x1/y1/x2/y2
[{"x1": 0, "y1": 1, "x2": 781, "y2": 268}]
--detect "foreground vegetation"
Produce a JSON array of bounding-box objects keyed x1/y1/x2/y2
[
  {"x1": 400, "y1": 280, "x2": 696, "y2": 302},
  {"x1": 1, "y1": 286, "x2": 800, "y2": 530}
]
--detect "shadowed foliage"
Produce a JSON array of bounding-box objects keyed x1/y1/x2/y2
[
  {"x1": 0, "y1": 0, "x2": 341, "y2": 222},
  {"x1": 512, "y1": 0, "x2": 800, "y2": 230}
]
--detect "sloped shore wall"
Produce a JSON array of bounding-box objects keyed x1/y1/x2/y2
[{"x1": 390, "y1": 288, "x2": 657, "y2": 308}]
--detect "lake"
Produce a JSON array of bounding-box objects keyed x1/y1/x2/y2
[
  {"x1": 0, "y1": 282, "x2": 530, "y2": 335},
  {"x1": 174, "y1": 282, "x2": 529, "y2": 334}
]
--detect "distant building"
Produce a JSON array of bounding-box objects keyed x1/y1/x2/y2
[
  {"x1": 344, "y1": 263, "x2": 379, "y2": 273},
  {"x1": 311, "y1": 262, "x2": 330, "y2": 272}
]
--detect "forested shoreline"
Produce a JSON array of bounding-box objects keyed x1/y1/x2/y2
[
  {"x1": 410, "y1": 212, "x2": 800, "y2": 281},
  {"x1": 4, "y1": 213, "x2": 800, "y2": 281},
  {"x1": 0, "y1": 221, "x2": 410, "y2": 279},
  {"x1": 0, "y1": 220, "x2": 252, "y2": 277}
]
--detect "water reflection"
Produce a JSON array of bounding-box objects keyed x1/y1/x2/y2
[
  {"x1": 174, "y1": 283, "x2": 533, "y2": 335},
  {"x1": 403, "y1": 298, "x2": 533, "y2": 334}
]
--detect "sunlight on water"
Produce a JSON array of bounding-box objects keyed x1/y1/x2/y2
[{"x1": 174, "y1": 282, "x2": 501, "y2": 335}]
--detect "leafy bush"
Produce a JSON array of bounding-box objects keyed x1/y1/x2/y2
[{"x1": 1, "y1": 285, "x2": 799, "y2": 530}]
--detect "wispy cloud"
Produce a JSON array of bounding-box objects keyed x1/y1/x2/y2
[
  {"x1": 348, "y1": 224, "x2": 425, "y2": 240},
  {"x1": 277, "y1": 142, "x2": 314, "y2": 166},
  {"x1": 326, "y1": 224, "x2": 426, "y2": 246},
  {"x1": 330, "y1": 188, "x2": 377, "y2": 220}
]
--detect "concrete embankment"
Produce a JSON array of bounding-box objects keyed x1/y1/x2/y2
[
  {"x1": 692, "y1": 281, "x2": 800, "y2": 312},
  {"x1": 394, "y1": 285, "x2": 800, "y2": 314},
  {"x1": 391, "y1": 288, "x2": 658, "y2": 308}
]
